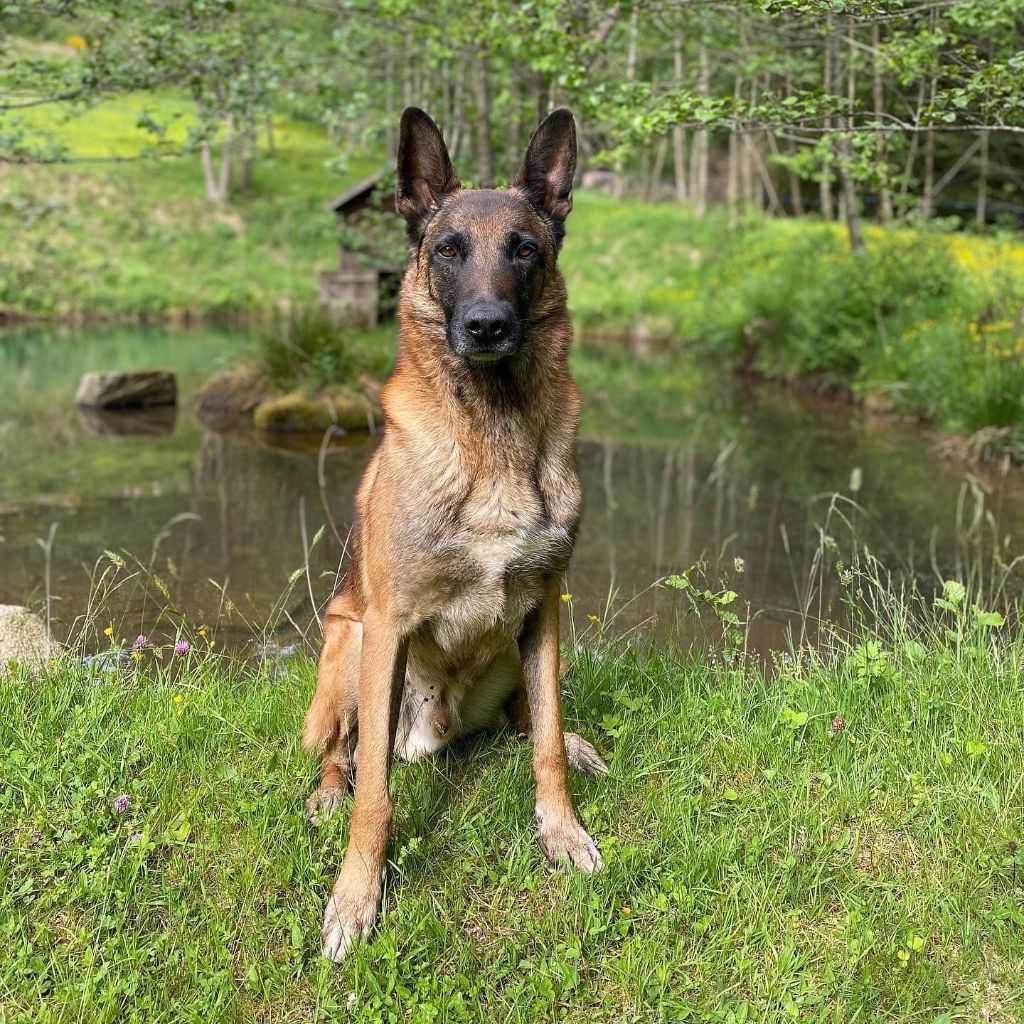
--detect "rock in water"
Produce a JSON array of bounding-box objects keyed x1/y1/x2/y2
[
  {"x1": 0, "y1": 605, "x2": 62, "y2": 674},
  {"x1": 75, "y1": 371, "x2": 177, "y2": 409}
]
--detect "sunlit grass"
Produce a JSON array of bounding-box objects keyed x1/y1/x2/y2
[{"x1": 3, "y1": 564, "x2": 1024, "y2": 1021}]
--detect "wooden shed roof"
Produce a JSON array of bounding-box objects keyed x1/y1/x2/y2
[{"x1": 325, "y1": 170, "x2": 391, "y2": 214}]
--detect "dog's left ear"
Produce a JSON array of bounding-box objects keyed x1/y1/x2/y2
[{"x1": 513, "y1": 108, "x2": 576, "y2": 248}]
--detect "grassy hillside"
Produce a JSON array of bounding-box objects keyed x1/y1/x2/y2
[
  {"x1": 3, "y1": 575, "x2": 1023, "y2": 1022},
  {"x1": 1, "y1": 84, "x2": 376, "y2": 319}
]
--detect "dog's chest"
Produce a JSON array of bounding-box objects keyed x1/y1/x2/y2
[
  {"x1": 424, "y1": 474, "x2": 573, "y2": 652},
  {"x1": 435, "y1": 522, "x2": 570, "y2": 629}
]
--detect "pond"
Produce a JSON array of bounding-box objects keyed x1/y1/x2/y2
[{"x1": 3, "y1": 324, "x2": 1023, "y2": 657}]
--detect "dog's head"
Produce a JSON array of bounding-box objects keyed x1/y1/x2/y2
[{"x1": 396, "y1": 106, "x2": 576, "y2": 363}]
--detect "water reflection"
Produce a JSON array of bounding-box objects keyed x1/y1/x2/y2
[
  {"x1": 76, "y1": 405, "x2": 178, "y2": 437},
  {"x1": 3, "y1": 326, "x2": 1024, "y2": 655}
]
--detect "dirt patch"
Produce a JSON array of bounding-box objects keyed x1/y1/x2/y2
[{"x1": 849, "y1": 823, "x2": 920, "y2": 877}]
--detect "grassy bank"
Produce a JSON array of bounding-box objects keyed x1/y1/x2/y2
[
  {"x1": 3, "y1": 575, "x2": 1024, "y2": 1022},
  {"x1": 563, "y1": 200, "x2": 1024, "y2": 445}
]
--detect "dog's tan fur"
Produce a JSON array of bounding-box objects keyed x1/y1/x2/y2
[{"x1": 302, "y1": 107, "x2": 604, "y2": 961}]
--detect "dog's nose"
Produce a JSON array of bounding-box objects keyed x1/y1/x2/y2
[{"x1": 464, "y1": 306, "x2": 512, "y2": 344}]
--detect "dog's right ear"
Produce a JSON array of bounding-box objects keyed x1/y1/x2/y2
[{"x1": 396, "y1": 107, "x2": 460, "y2": 243}]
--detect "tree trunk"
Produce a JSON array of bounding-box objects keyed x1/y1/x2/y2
[
  {"x1": 200, "y1": 142, "x2": 223, "y2": 202},
  {"x1": 739, "y1": 130, "x2": 753, "y2": 212},
  {"x1": 839, "y1": 142, "x2": 865, "y2": 251},
  {"x1": 625, "y1": 5, "x2": 638, "y2": 84},
  {"x1": 922, "y1": 128, "x2": 935, "y2": 222},
  {"x1": 672, "y1": 36, "x2": 688, "y2": 203},
  {"x1": 470, "y1": 48, "x2": 493, "y2": 186},
  {"x1": 385, "y1": 50, "x2": 396, "y2": 156},
  {"x1": 744, "y1": 75, "x2": 763, "y2": 211},
  {"x1": 737, "y1": 19, "x2": 753, "y2": 211},
  {"x1": 218, "y1": 114, "x2": 233, "y2": 201},
  {"x1": 921, "y1": 7, "x2": 938, "y2": 222},
  {"x1": 840, "y1": 20, "x2": 865, "y2": 250},
  {"x1": 448, "y1": 61, "x2": 467, "y2": 163},
  {"x1": 819, "y1": 18, "x2": 834, "y2": 220},
  {"x1": 726, "y1": 131, "x2": 740, "y2": 229},
  {"x1": 402, "y1": 30, "x2": 414, "y2": 110},
  {"x1": 870, "y1": 23, "x2": 892, "y2": 223},
  {"x1": 786, "y1": 141, "x2": 804, "y2": 215},
  {"x1": 238, "y1": 112, "x2": 256, "y2": 192},
  {"x1": 614, "y1": 5, "x2": 639, "y2": 198},
  {"x1": 690, "y1": 41, "x2": 710, "y2": 217},
  {"x1": 506, "y1": 70, "x2": 522, "y2": 183},
  {"x1": 673, "y1": 127, "x2": 688, "y2": 204},
  {"x1": 195, "y1": 92, "x2": 229, "y2": 203},
  {"x1": 781, "y1": 73, "x2": 803, "y2": 215},
  {"x1": 899, "y1": 77, "x2": 926, "y2": 214},
  {"x1": 977, "y1": 129, "x2": 989, "y2": 227},
  {"x1": 530, "y1": 69, "x2": 546, "y2": 124},
  {"x1": 649, "y1": 135, "x2": 668, "y2": 199},
  {"x1": 752, "y1": 137, "x2": 785, "y2": 216}
]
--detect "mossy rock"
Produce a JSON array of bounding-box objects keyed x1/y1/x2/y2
[{"x1": 252, "y1": 386, "x2": 381, "y2": 433}]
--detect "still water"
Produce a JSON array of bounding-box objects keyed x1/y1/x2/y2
[{"x1": 3, "y1": 325, "x2": 1024, "y2": 655}]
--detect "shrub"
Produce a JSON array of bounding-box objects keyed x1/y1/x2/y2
[{"x1": 257, "y1": 305, "x2": 352, "y2": 391}]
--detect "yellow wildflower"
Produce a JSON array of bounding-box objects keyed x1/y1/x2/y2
[
  {"x1": 173, "y1": 693, "x2": 184, "y2": 704},
  {"x1": 103, "y1": 626, "x2": 113, "y2": 637},
  {"x1": 560, "y1": 593, "x2": 572, "y2": 603}
]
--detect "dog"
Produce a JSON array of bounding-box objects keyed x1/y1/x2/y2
[{"x1": 302, "y1": 105, "x2": 606, "y2": 962}]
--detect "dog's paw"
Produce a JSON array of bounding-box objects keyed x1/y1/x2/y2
[
  {"x1": 564, "y1": 732, "x2": 609, "y2": 778},
  {"x1": 305, "y1": 784, "x2": 347, "y2": 825},
  {"x1": 536, "y1": 810, "x2": 603, "y2": 874},
  {"x1": 321, "y1": 880, "x2": 380, "y2": 962}
]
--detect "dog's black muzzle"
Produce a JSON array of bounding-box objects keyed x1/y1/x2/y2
[{"x1": 449, "y1": 301, "x2": 521, "y2": 362}]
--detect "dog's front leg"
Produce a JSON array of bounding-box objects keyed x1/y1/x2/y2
[
  {"x1": 519, "y1": 580, "x2": 602, "y2": 873},
  {"x1": 321, "y1": 608, "x2": 408, "y2": 961}
]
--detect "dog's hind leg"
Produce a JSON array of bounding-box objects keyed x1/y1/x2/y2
[{"x1": 303, "y1": 595, "x2": 362, "y2": 824}]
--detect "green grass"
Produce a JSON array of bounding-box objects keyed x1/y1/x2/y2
[{"x1": 3, "y1": 576, "x2": 1024, "y2": 1022}]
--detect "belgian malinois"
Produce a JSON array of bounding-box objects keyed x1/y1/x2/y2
[{"x1": 302, "y1": 106, "x2": 606, "y2": 961}]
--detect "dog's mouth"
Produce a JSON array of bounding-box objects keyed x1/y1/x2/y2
[
  {"x1": 462, "y1": 349, "x2": 508, "y2": 364},
  {"x1": 448, "y1": 329, "x2": 522, "y2": 363}
]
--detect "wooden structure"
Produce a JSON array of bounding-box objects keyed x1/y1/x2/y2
[{"x1": 319, "y1": 171, "x2": 403, "y2": 326}]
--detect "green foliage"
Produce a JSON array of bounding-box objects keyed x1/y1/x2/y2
[
  {"x1": 257, "y1": 306, "x2": 352, "y2": 392},
  {"x1": 695, "y1": 220, "x2": 958, "y2": 382}
]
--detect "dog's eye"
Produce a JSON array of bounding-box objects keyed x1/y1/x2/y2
[
  {"x1": 516, "y1": 243, "x2": 537, "y2": 259},
  {"x1": 437, "y1": 244, "x2": 457, "y2": 259}
]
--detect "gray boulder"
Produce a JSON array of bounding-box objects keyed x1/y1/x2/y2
[
  {"x1": 75, "y1": 371, "x2": 177, "y2": 409},
  {"x1": 0, "y1": 605, "x2": 62, "y2": 674}
]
